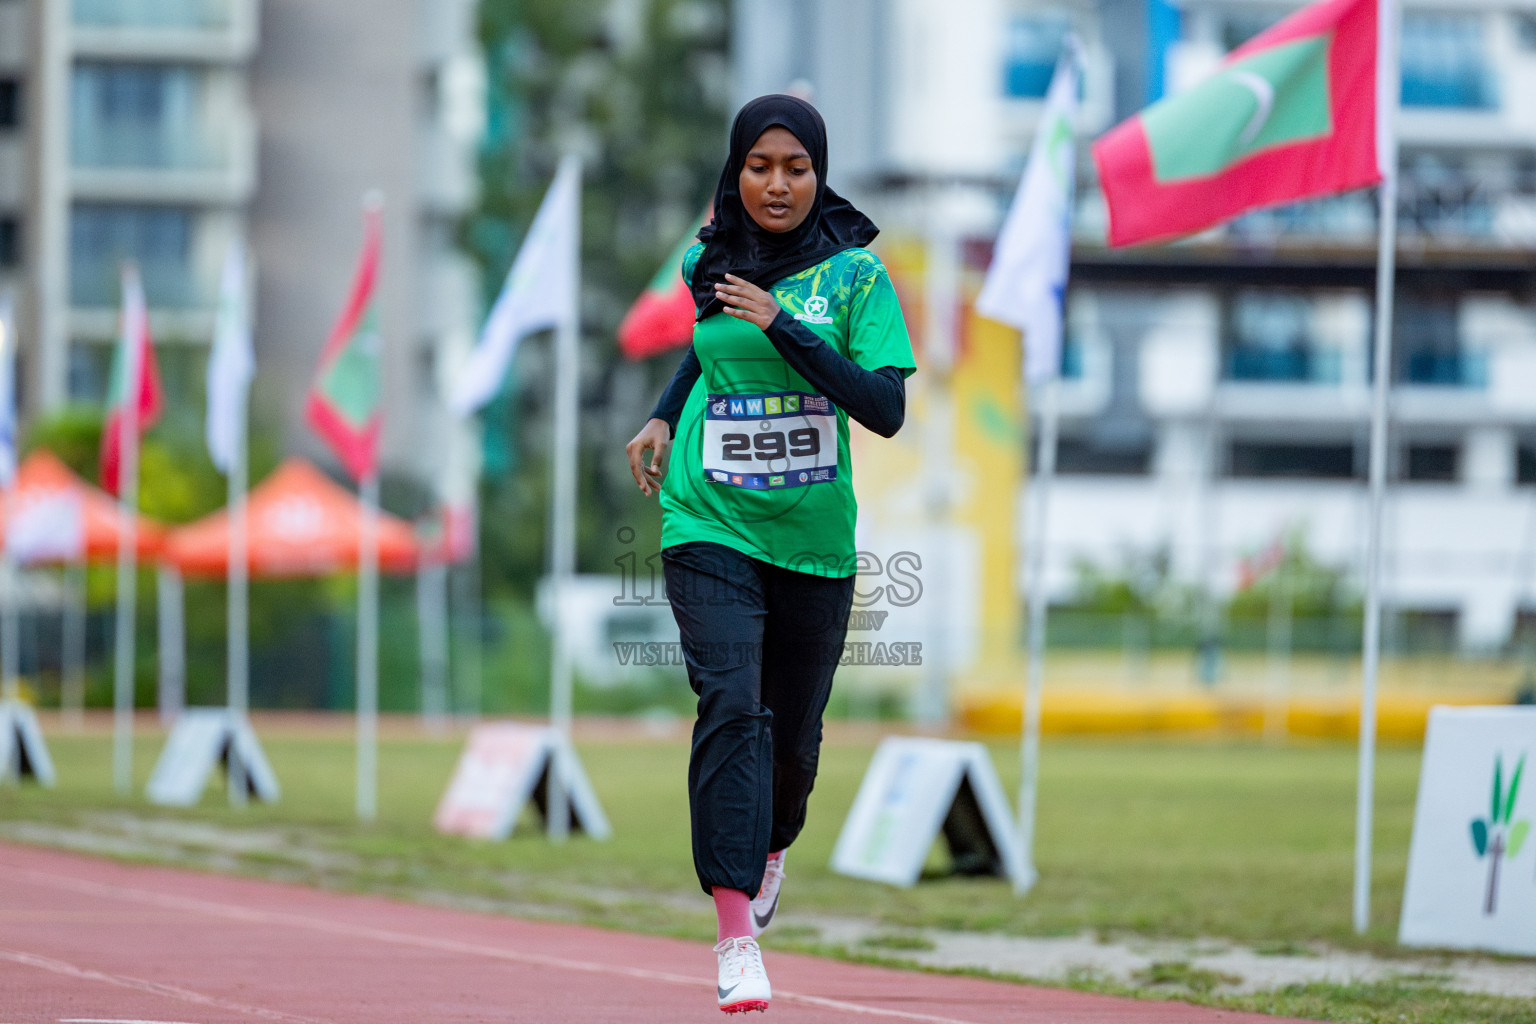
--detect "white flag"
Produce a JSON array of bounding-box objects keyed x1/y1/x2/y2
[
  {"x1": 0, "y1": 294, "x2": 15, "y2": 486},
  {"x1": 8, "y1": 490, "x2": 84, "y2": 566},
  {"x1": 206, "y1": 242, "x2": 254, "y2": 474},
  {"x1": 450, "y1": 155, "x2": 580, "y2": 416},
  {"x1": 976, "y1": 46, "x2": 1079, "y2": 384}
]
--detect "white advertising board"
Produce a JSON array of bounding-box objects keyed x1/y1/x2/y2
[
  {"x1": 1400, "y1": 705, "x2": 1536, "y2": 955},
  {"x1": 146, "y1": 708, "x2": 280, "y2": 806},
  {"x1": 0, "y1": 698, "x2": 56, "y2": 786},
  {"x1": 831, "y1": 736, "x2": 1021, "y2": 887},
  {"x1": 434, "y1": 722, "x2": 611, "y2": 840}
]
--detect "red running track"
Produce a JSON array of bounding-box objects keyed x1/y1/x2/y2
[{"x1": 0, "y1": 841, "x2": 1307, "y2": 1024}]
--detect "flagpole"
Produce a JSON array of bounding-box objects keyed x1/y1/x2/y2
[
  {"x1": 1264, "y1": 539, "x2": 1294, "y2": 743},
  {"x1": 917, "y1": 198, "x2": 958, "y2": 726},
  {"x1": 1, "y1": 297, "x2": 18, "y2": 709},
  {"x1": 417, "y1": 552, "x2": 450, "y2": 731},
  {"x1": 546, "y1": 153, "x2": 581, "y2": 842},
  {"x1": 1016, "y1": 371, "x2": 1059, "y2": 894},
  {"x1": 1, "y1": 517, "x2": 17, "y2": 707},
  {"x1": 62, "y1": 559, "x2": 85, "y2": 729},
  {"x1": 155, "y1": 565, "x2": 184, "y2": 724},
  {"x1": 357, "y1": 469, "x2": 380, "y2": 821},
  {"x1": 227, "y1": 389, "x2": 249, "y2": 804},
  {"x1": 461, "y1": 493, "x2": 483, "y2": 721},
  {"x1": 112, "y1": 267, "x2": 143, "y2": 795},
  {"x1": 1354, "y1": 0, "x2": 1400, "y2": 935},
  {"x1": 1, "y1": 537, "x2": 15, "y2": 781}
]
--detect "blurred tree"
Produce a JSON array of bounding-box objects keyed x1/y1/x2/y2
[
  {"x1": 470, "y1": 0, "x2": 730, "y2": 598},
  {"x1": 1068, "y1": 544, "x2": 1195, "y2": 618},
  {"x1": 1226, "y1": 527, "x2": 1359, "y2": 621}
]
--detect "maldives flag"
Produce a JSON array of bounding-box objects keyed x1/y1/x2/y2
[
  {"x1": 306, "y1": 200, "x2": 383, "y2": 482},
  {"x1": 1092, "y1": 0, "x2": 1386, "y2": 247},
  {"x1": 617, "y1": 208, "x2": 708, "y2": 360},
  {"x1": 99, "y1": 263, "x2": 164, "y2": 496}
]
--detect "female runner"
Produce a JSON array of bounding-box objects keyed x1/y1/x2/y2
[{"x1": 625, "y1": 94, "x2": 915, "y2": 1014}]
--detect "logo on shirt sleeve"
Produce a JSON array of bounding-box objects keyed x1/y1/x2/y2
[{"x1": 795, "y1": 295, "x2": 833, "y2": 324}]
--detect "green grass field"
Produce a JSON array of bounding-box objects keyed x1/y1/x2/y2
[{"x1": 3, "y1": 721, "x2": 1532, "y2": 1024}]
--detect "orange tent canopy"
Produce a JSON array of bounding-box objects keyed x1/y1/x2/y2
[
  {"x1": 0, "y1": 450, "x2": 166, "y2": 563},
  {"x1": 164, "y1": 457, "x2": 419, "y2": 578}
]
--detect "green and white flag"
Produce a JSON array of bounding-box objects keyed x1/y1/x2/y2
[
  {"x1": 450, "y1": 157, "x2": 579, "y2": 416},
  {"x1": 306, "y1": 200, "x2": 383, "y2": 481},
  {"x1": 206, "y1": 242, "x2": 254, "y2": 475},
  {"x1": 977, "y1": 44, "x2": 1079, "y2": 383}
]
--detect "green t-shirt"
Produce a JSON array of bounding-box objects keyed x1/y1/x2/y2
[{"x1": 659, "y1": 244, "x2": 916, "y2": 578}]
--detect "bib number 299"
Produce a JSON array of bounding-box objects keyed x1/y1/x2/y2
[
  {"x1": 701, "y1": 390, "x2": 837, "y2": 489},
  {"x1": 720, "y1": 428, "x2": 821, "y2": 462}
]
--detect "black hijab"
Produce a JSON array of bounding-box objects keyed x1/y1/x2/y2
[{"x1": 691, "y1": 94, "x2": 878, "y2": 320}]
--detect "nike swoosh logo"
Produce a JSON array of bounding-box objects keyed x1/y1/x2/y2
[
  {"x1": 719, "y1": 983, "x2": 741, "y2": 1000},
  {"x1": 753, "y1": 894, "x2": 778, "y2": 929}
]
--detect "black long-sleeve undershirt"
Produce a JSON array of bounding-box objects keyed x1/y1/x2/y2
[
  {"x1": 648, "y1": 313, "x2": 907, "y2": 438},
  {"x1": 649, "y1": 345, "x2": 702, "y2": 437}
]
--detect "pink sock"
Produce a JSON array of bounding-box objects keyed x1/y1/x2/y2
[
  {"x1": 767, "y1": 849, "x2": 784, "y2": 866},
  {"x1": 712, "y1": 887, "x2": 752, "y2": 942}
]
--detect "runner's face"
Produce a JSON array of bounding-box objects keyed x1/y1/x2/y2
[{"x1": 738, "y1": 127, "x2": 816, "y2": 234}]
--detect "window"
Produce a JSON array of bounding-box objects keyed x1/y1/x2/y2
[
  {"x1": 73, "y1": 0, "x2": 229, "y2": 30},
  {"x1": 1223, "y1": 290, "x2": 1342, "y2": 383},
  {"x1": 1393, "y1": 292, "x2": 1483, "y2": 386},
  {"x1": 1401, "y1": 14, "x2": 1497, "y2": 109},
  {"x1": 1518, "y1": 442, "x2": 1536, "y2": 485},
  {"x1": 0, "y1": 216, "x2": 17, "y2": 268},
  {"x1": 1517, "y1": 14, "x2": 1536, "y2": 52},
  {"x1": 71, "y1": 63, "x2": 201, "y2": 169},
  {"x1": 1228, "y1": 441, "x2": 1357, "y2": 479},
  {"x1": 69, "y1": 204, "x2": 196, "y2": 308},
  {"x1": 1048, "y1": 437, "x2": 1152, "y2": 476},
  {"x1": 1060, "y1": 335, "x2": 1084, "y2": 380},
  {"x1": 1400, "y1": 152, "x2": 1494, "y2": 238},
  {"x1": 0, "y1": 79, "x2": 19, "y2": 129},
  {"x1": 67, "y1": 341, "x2": 114, "y2": 403},
  {"x1": 1003, "y1": 16, "x2": 1070, "y2": 98},
  {"x1": 1404, "y1": 443, "x2": 1458, "y2": 482}
]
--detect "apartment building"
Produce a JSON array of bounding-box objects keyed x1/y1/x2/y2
[
  {"x1": 1057, "y1": 0, "x2": 1536, "y2": 653},
  {"x1": 731, "y1": 0, "x2": 1536, "y2": 653},
  {"x1": 0, "y1": 0, "x2": 481, "y2": 492}
]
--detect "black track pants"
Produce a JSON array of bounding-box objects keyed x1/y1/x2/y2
[{"x1": 662, "y1": 541, "x2": 855, "y2": 896}]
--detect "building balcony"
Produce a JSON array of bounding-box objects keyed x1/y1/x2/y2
[
  {"x1": 1225, "y1": 345, "x2": 1343, "y2": 385},
  {"x1": 71, "y1": 0, "x2": 257, "y2": 62},
  {"x1": 69, "y1": 255, "x2": 205, "y2": 312},
  {"x1": 70, "y1": 110, "x2": 256, "y2": 204},
  {"x1": 1402, "y1": 350, "x2": 1488, "y2": 388}
]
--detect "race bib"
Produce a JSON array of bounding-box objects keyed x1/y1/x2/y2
[{"x1": 702, "y1": 391, "x2": 838, "y2": 490}]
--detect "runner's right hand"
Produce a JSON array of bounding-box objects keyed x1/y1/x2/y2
[{"x1": 626, "y1": 418, "x2": 672, "y2": 497}]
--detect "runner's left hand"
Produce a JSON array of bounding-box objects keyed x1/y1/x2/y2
[{"x1": 716, "y1": 274, "x2": 781, "y2": 330}]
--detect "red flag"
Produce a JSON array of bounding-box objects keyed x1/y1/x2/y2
[
  {"x1": 1237, "y1": 537, "x2": 1287, "y2": 591},
  {"x1": 1092, "y1": 0, "x2": 1384, "y2": 247},
  {"x1": 306, "y1": 201, "x2": 383, "y2": 482},
  {"x1": 99, "y1": 264, "x2": 164, "y2": 496},
  {"x1": 617, "y1": 208, "x2": 708, "y2": 360}
]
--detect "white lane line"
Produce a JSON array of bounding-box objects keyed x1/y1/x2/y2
[
  {"x1": 0, "y1": 949, "x2": 333, "y2": 1024},
  {"x1": 20, "y1": 868, "x2": 984, "y2": 1024},
  {"x1": 62, "y1": 1019, "x2": 204, "y2": 1023}
]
